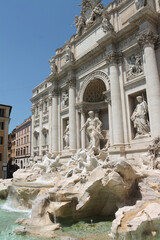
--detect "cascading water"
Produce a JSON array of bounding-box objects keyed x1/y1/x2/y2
[{"x1": 0, "y1": 200, "x2": 42, "y2": 240}]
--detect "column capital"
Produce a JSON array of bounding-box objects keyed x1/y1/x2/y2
[
  {"x1": 106, "y1": 51, "x2": 123, "y2": 65},
  {"x1": 48, "y1": 93, "x2": 53, "y2": 106},
  {"x1": 67, "y1": 72, "x2": 76, "y2": 87},
  {"x1": 52, "y1": 87, "x2": 59, "y2": 97},
  {"x1": 137, "y1": 31, "x2": 159, "y2": 48},
  {"x1": 31, "y1": 106, "x2": 35, "y2": 115},
  {"x1": 103, "y1": 91, "x2": 111, "y2": 105},
  {"x1": 39, "y1": 100, "x2": 43, "y2": 111}
]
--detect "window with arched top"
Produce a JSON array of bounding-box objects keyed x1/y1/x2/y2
[{"x1": 83, "y1": 79, "x2": 106, "y2": 103}]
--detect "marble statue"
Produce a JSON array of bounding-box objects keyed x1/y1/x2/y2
[
  {"x1": 127, "y1": 53, "x2": 143, "y2": 78},
  {"x1": 135, "y1": 0, "x2": 146, "y2": 9},
  {"x1": 48, "y1": 57, "x2": 57, "y2": 75},
  {"x1": 131, "y1": 96, "x2": 150, "y2": 136},
  {"x1": 65, "y1": 42, "x2": 74, "y2": 63},
  {"x1": 74, "y1": 15, "x2": 86, "y2": 36},
  {"x1": 62, "y1": 91, "x2": 69, "y2": 108},
  {"x1": 86, "y1": 3, "x2": 104, "y2": 28},
  {"x1": 32, "y1": 155, "x2": 61, "y2": 173},
  {"x1": 81, "y1": 111, "x2": 104, "y2": 153},
  {"x1": 102, "y1": 12, "x2": 114, "y2": 33},
  {"x1": 65, "y1": 149, "x2": 98, "y2": 177},
  {"x1": 63, "y1": 120, "x2": 69, "y2": 149}
]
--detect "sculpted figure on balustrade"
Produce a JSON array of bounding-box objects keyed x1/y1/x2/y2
[
  {"x1": 131, "y1": 96, "x2": 150, "y2": 137},
  {"x1": 102, "y1": 12, "x2": 114, "y2": 33},
  {"x1": 65, "y1": 42, "x2": 74, "y2": 63},
  {"x1": 48, "y1": 57, "x2": 57, "y2": 75}
]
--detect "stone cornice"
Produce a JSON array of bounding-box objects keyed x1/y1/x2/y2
[
  {"x1": 124, "y1": 76, "x2": 146, "y2": 91},
  {"x1": 129, "y1": 5, "x2": 159, "y2": 26},
  {"x1": 76, "y1": 101, "x2": 107, "y2": 112},
  {"x1": 30, "y1": 85, "x2": 53, "y2": 103},
  {"x1": 137, "y1": 30, "x2": 159, "y2": 48},
  {"x1": 51, "y1": 86, "x2": 59, "y2": 96}
]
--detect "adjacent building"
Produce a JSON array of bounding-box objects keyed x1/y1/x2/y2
[
  {"x1": 30, "y1": 0, "x2": 160, "y2": 160},
  {"x1": 15, "y1": 117, "x2": 32, "y2": 169},
  {"x1": 0, "y1": 104, "x2": 12, "y2": 179},
  {"x1": 7, "y1": 129, "x2": 18, "y2": 178}
]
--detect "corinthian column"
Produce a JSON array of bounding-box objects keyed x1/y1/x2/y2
[
  {"x1": 138, "y1": 31, "x2": 160, "y2": 137},
  {"x1": 67, "y1": 73, "x2": 77, "y2": 151},
  {"x1": 48, "y1": 94, "x2": 52, "y2": 153},
  {"x1": 31, "y1": 105, "x2": 35, "y2": 157},
  {"x1": 39, "y1": 100, "x2": 43, "y2": 156},
  {"x1": 52, "y1": 87, "x2": 59, "y2": 153},
  {"x1": 80, "y1": 110, "x2": 86, "y2": 149},
  {"x1": 106, "y1": 52, "x2": 124, "y2": 145}
]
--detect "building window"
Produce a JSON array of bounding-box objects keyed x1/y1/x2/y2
[
  {"x1": 24, "y1": 136, "x2": 26, "y2": 144},
  {"x1": 26, "y1": 146, "x2": 28, "y2": 154},
  {"x1": 21, "y1": 148, "x2": 23, "y2": 155},
  {"x1": 0, "y1": 109, "x2": 4, "y2": 117},
  {"x1": 23, "y1": 147, "x2": 26, "y2": 155},
  {"x1": 43, "y1": 133, "x2": 47, "y2": 145},
  {"x1": 36, "y1": 106, "x2": 39, "y2": 116},
  {"x1": 0, "y1": 153, "x2": 2, "y2": 161},
  {"x1": 0, "y1": 136, "x2": 3, "y2": 145},
  {"x1": 27, "y1": 135, "x2": 29, "y2": 143},
  {"x1": 44, "y1": 101, "x2": 48, "y2": 112},
  {"x1": 0, "y1": 122, "x2": 4, "y2": 130},
  {"x1": 21, "y1": 138, "x2": 23, "y2": 145}
]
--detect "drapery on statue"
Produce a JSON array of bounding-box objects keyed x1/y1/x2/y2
[
  {"x1": 80, "y1": 111, "x2": 104, "y2": 153},
  {"x1": 131, "y1": 96, "x2": 150, "y2": 137},
  {"x1": 63, "y1": 120, "x2": 69, "y2": 149},
  {"x1": 74, "y1": 15, "x2": 86, "y2": 36},
  {"x1": 62, "y1": 91, "x2": 69, "y2": 108},
  {"x1": 48, "y1": 56, "x2": 57, "y2": 75}
]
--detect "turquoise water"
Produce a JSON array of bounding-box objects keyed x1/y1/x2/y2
[
  {"x1": 0, "y1": 200, "x2": 43, "y2": 240},
  {"x1": 0, "y1": 200, "x2": 112, "y2": 240}
]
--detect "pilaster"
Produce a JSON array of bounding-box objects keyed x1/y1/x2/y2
[
  {"x1": 106, "y1": 51, "x2": 124, "y2": 145},
  {"x1": 67, "y1": 72, "x2": 77, "y2": 151},
  {"x1": 137, "y1": 31, "x2": 160, "y2": 137},
  {"x1": 51, "y1": 86, "x2": 59, "y2": 153}
]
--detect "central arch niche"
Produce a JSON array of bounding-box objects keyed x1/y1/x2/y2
[
  {"x1": 83, "y1": 79, "x2": 106, "y2": 102},
  {"x1": 81, "y1": 78, "x2": 109, "y2": 149}
]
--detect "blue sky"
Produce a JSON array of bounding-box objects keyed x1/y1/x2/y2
[{"x1": 0, "y1": 0, "x2": 109, "y2": 132}]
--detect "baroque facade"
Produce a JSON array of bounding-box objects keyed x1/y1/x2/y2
[{"x1": 31, "y1": 0, "x2": 160, "y2": 160}]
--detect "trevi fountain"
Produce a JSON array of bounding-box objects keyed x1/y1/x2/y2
[{"x1": 1, "y1": 0, "x2": 160, "y2": 239}]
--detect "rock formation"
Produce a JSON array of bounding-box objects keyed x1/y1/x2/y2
[{"x1": 1, "y1": 140, "x2": 160, "y2": 239}]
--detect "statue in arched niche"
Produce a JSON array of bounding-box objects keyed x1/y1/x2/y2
[
  {"x1": 80, "y1": 111, "x2": 104, "y2": 154},
  {"x1": 131, "y1": 96, "x2": 150, "y2": 137},
  {"x1": 63, "y1": 120, "x2": 69, "y2": 149}
]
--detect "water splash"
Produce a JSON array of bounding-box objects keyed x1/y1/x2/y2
[{"x1": 33, "y1": 176, "x2": 53, "y2": 184}]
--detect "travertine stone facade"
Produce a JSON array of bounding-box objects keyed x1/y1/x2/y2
[{"x1": 31, "y1": 0, "x2": 160, "y2": 160}]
